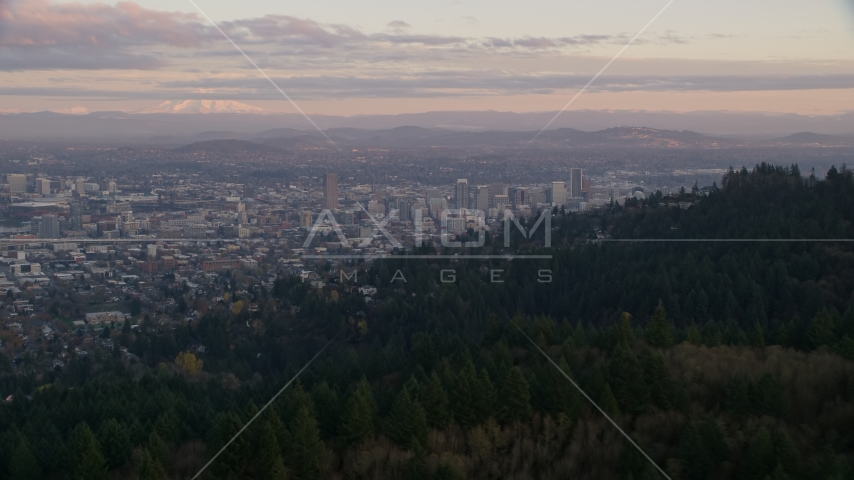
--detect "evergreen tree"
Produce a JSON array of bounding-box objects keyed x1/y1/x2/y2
[
  {"x1": 616, "y1": 311, "x2": 634, "y2": 348},
  {"x1": 744, "y1": 427, "x2": 775, "y2": 480},
  {"x1": 256, "y1": 420, "x2": 288, "y2": 480},
  {"x1": 420, "y1": 372, "x2": 450, "y2": 428},
  {"x1": 452, "y1": 360, "x2": 490, "y2": 427},
  {"x1": 609, "y1": 347, "x2": 650, "y2": 413},
  {"x1": 283, "y1": 406, "x2": 326, "y2": 480},
  {"x1": 647, "y1": 301, "x2": 674, "y2": 347},
  {"x1": 98, "y1": 418, "x2": 132, "y2": 470},
  {"x1": 698, "y1": 418, "x2": 728, "y2": 466},
  {"x1": 639, "y1": 349, "x2": 675, "y2": 410},
  {"x1": 68, "y1": 422, "x2": 108, "y2": 480},
  {"x1": 147, "y1": 431, "x2": 172, "y2": 472},
  {"x1": 599, "y1": 383, "x2": 620, "y2": 416},
  {"x1": 137, "y1": 449, "x2": 167, "y2": 480},
  {"x1": 35, "y1": 424, "x2": 68, "y2": 476},
  {"x1": 497, "y1": 366, "x2": 532, "y2": 424},
  {"x1": 551, "y1": 357, "x2": 583, "y2": 420},
  {"x1": 340, "y1": 377, "x2": 376, "y2": 446},
  {"x1": 311, "y1": 381, "x2": 341, "y2": 439},
  {"x1": 208, "y1": 412, "x2": 248, "y2": 480},
  {"x1": 806, "y1": 310, "x2": 836, "y2": 349},
  {"x1": 687, "y1": 322, "x2": 703, "y2": 345},
  {"x1": 10, "y1": 439, "x2": 41, "y2": 480},
  {"x1": 679, "y1": 423, "x2": 712, "y2": 480},
  {"x1": 385, "y1": 387, "x2": 429, "y2": 449},
  {"x1": 750, "y1": 321, "x2": 766, "y2": 347}
]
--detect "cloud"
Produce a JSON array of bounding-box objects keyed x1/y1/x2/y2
[
  {"x1": 0, "y1": 0, "x2": 211, "y2": 48},
  {"x1": 0, "y1": 0, "x2": 696, "y2": 72}
]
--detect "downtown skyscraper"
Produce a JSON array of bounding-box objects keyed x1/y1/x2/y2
[
  {"x1": 324, "y1": 173, "x2": 338, "y2": 210},
  {"x1": 455, "y1": 179, "x2": 469, "y2": 210}
]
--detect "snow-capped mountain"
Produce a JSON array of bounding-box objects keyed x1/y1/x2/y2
[{"x1": 138, "y1": 100, "x2": 267, "y2": 114}]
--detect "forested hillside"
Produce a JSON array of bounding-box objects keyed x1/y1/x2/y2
[{"x1": 1, "y1": 164, "x2": 854, "y2": 480}]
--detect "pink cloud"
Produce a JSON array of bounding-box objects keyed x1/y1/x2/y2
[{"x1": 0, "y1": 0, "x2": 211, "y2": 47}]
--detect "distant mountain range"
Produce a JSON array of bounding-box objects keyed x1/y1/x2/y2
[
  {"x1": 162, "y1": 126, "x2": 854, "y2": 153},
  {"x1": 2, "y1": 107, "x2": 854, "y2": 144}
]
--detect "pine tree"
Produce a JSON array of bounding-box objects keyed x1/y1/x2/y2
[
  {"x1": 340, "y1": 377, "x2": 376, "y2": 446},
  {"x1": 452, "y1": 360, "x2": 490, "y2": 427},
  {"x1": 420, "y1": 372, "x2": 450, "y2": 428},
  {"x1": 698, "y1": 418, "x2": 728, "y2": 466},
  {"x1": 147, "y1": 431, "x2": 172, "y2": 472},
  {"x1": 616, "y1": 311, "x2": 634, "y2": 348},
  {"x1": 256, "y1": 420, "x2": 288, "y2": 480},
  {"x1": 599, "y1": 383, "x2": 620, "y2": 416},
  {"x1": 647, "y1": 301, "x2": 674, "y2": 347},
  {"x1": 386, "y1": 387, "x2": 429, "y2": 449},
  {"x1": 137, "y1": 449, "x2": 167, "y2": 480},
  {"x1": 477, "y1": 367, "x2": 496, "y2": 420},
  {"x1": 552, "y1": 357, "x2": 582, "y2": 420},
  {"x1": 806, "y1": 309, "x2": 836, "y2": 349},
  {"x1": 745, "y1": 427, "x2": 775, "y2": 480},
  {"x1": 750, "y1": 321, "x2": 765, "y2": 347},
  {"x1": 687, "y1": 322, "x2": 703, "y2": 345},
  {"x1": 10, "y1": 439, "x2": 41, "y2": 480},
  {"x1": 640, "y1": 349, "x2": 674, "y2": 410},
  {"x1": 68, "y1": 422, "x2": 108, "y2": 480},
  {"x1": 311, "y1": 381, "x2": 341, "y2": 439},
  {"x1": 209, "y1": 412, "x2": 247, "y2": 480},
  {"x1": 98, "y1": 418, "x2": 132, "y2": 470},
  {"x1": 497, "y1": 366, "x2": 532, "y2": 424},
  {"x1": 679, "y1": 423, "x2": 712, "y2": 480},
  {"x1": 35, "y1": 424, "x2": 68, "y2": 476},
  {"x1": 609, "y1": 346, "x2": 650, "y2": 413},
  {"x1": 284, "y1": 406, "x2": 326, "y2": 480}
]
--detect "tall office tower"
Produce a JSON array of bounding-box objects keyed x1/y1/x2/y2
[
  {"x1": 475, "y1": 185, "x2": 490, "y2": 212},
  {"x1": 570, "y1": 168, "x2": 582, "y2": 198},
  {"x1": 40, "y1": 214, "x2": 60, "y2": 239},
  {"x1": 324, "y1": 173, "x2": 338, "y2": 210},
  {"x1": 551, "y1": 181, "x2": 567, "y2": 207},
  {"x1": 108, "y1": 181, "x2": 117, "y2": 193},
  {"x1": 488, "y1": 183, "x2": 506, "y2": 208},
  {"x1": 70, "y1": 203, "x2": 83, "y2": 230},
  {"x1": 75, "y1": 178, "x2": 85, "y2": 193},
  {"x1": 147, "y1": 244, "x2": 158, "y2": 259},
  {"x1": 454, "y1": 179, "x2": 469, "y2": 210},
  {"x1": 243, "y1": 185, "x2": 255, "y2": 199},
  {"x1": 399, "y1": 200, "x2": 411, "y2": 221},
  {"x1": 508, "y1": 187, "x2": 527, "y2": 206},
  {"x1": 6, "y1": 174, "x2": 27, "y2": 193},
  {"x1": 37, "y1": 178, "x2": 52, "y2": 195},
  {"x1": 427, "y1": 188, "x2": 443, "y2": 201}
]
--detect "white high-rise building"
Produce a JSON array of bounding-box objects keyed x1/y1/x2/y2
[
  {"x1": 551, "y1": 181, "x2": 567, "y2": 207},
  {"x1": 37, "y1": 178, "x2": 52, "y2": 195},
  {"x1": 7, "y1": 174, "x2": 27, "y2": 193}
]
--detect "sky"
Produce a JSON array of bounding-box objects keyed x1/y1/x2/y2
[{"x1": 1, "y1": 0, "x2": 853, "y2": 116}]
